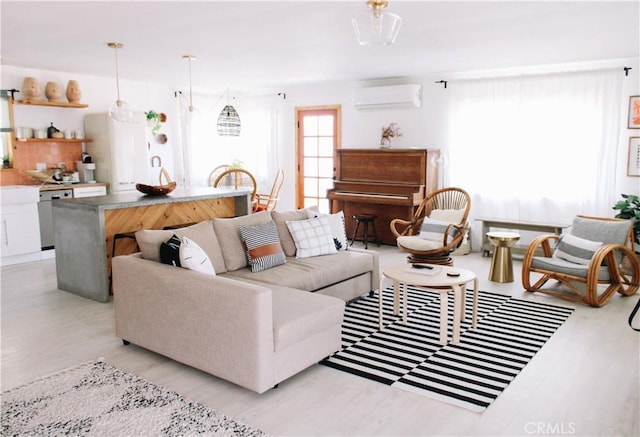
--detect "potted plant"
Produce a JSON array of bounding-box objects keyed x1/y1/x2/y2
[
  {"x1": 613, "y1": 193, "x2": 640, "y2": 252},
  {"x1": 145, "y1": 110, "x2": 162, "y2": 136},
  {"x1": 2, "y1": 155, "x2": 10, "y2": 168}
]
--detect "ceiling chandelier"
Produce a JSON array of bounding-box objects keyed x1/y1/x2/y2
[
  {"x1": 107, "y1": 42, "x2": 132, "y2": 121},
  {"x1": 182, "y1": 54, "x2": 199, "y2": 122},
  {"x1": 217, "y1": 89, "x2": 241, "y2": 137},
  {"x1": 352, "y1": 0, "x2": 402, "y2": 47}
]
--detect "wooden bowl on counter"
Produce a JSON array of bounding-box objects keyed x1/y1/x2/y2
[{"x1": 135, "y1": 181, "x2": 177, "y2": 196}]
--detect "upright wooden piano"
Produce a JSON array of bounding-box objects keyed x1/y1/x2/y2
[{"x1": 327, "y1": 148, "x2": 440, "y2": 245}]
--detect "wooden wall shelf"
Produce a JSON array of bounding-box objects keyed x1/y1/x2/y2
[{"x1": 15, "y1": 99, "x2": 89, "y2": 109}]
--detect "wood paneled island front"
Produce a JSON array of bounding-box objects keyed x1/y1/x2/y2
[{"x1": 53, "y1": 187, "x2": 251, "y2": 302}]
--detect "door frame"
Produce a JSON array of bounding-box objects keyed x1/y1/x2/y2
[{"x1": 294, "y1": 105, "x2": 342, "y2": 209}]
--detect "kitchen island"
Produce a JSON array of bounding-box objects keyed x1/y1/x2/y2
[{"x1": 53, "y1": 187, "x2": 251, "y2": 302}]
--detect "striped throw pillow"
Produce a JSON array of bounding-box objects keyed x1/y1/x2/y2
[
  {"x1": 553, "y1": 234, "x2": 602, "y2": 265},
  {"x1": 419, "y1": 218, "x2": 457, "y2": 245},
  {"x1": 239, "y1": 220, "x2": 286, "y2": 272}
]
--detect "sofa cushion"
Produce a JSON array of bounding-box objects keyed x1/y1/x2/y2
[
  {"x1": 286, "y1": 216, "x2": 337, "y2": 258},
  {"x1": 135, "y1": 220, "x2": 226, "y2": 274},
  {"x1": 270, "y1": 287, "x2": 344, "y2": 352},
  {"x1": 272, "y1": 206, "x2": 319, "y2": 257},
  {"x1": 308, "y1": 210, "x2": 349, "y2": 251},
  {"x1": 223, "y1": 250, "x2": 373, "y2": 292},
  {"x1": 213, "y1": 210, "x2": 273, "y2": 271},
  {"x1": 239, "y1": 220, "x2": 286, "y2": 272},
  {"x1": 180, "y1": 236, "x2": 216, "y2": 275}
]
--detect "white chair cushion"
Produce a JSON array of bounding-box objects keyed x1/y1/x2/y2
[{"x1": 397, "y1": 235, "x2": 444, "y2": 251}]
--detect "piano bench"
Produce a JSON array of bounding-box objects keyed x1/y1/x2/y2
[{"x1": 350, "y1": 214, "x2": 381, "y2": 250}]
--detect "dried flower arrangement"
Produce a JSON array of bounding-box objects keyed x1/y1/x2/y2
[{"x1": 380, "y1": 122, "x2": 402, "y2": 147}]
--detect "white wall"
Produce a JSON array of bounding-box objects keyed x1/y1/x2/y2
[
  {"x1": 4, "y1": 58, "x2": 638, "y2": 214},
  {"x1": 276, "y1": 58, "x2": 640, "y2": 211}
]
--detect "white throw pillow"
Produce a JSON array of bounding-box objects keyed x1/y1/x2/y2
[
  {"x1": 429, "y1": 208, "x2": 465, "y2": 224},
  {"x1": 307, "y1": 210, "x2": 349, "y2": 251},
  {"x1": 179, "y1": 237, "x2": 216, "y2": 275},
  {"x1": 286, "y1": 215, "x2": 337, "y2": 258}
]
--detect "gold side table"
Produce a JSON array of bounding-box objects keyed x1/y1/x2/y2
[{"x1": 487, "y1": 231, "x2": 520, "y2": 283}]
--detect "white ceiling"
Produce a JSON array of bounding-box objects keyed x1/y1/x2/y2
[{"x1": 1, "y1": 1, "x2": 638, "y2": 92}]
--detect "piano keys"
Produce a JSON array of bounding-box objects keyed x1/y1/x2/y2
[{"x1": 327, "y1": 148, "x2": 440, "y2": 245}]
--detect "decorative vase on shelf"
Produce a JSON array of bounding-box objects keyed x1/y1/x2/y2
[
  {"x1": 45, "y1": 81, "x2": 62, "y2": 102},
  {"x1": 380, "y1": 137, "x2": 391, "y2": 149},
  {"x1": 65, "y1": 80, "x2": 81, "y2": 103},
  {"x1": 21, "y1": 77, "x2": 41, "y2": 100}
]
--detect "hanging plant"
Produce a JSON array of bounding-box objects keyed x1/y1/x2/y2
[{"x1": 145, "y1": 110, "x2": 162, "y2": 136}]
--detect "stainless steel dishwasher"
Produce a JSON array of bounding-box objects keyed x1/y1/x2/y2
[{"x1": 38, "y1": 188, "x2": 73, "y2": 250}]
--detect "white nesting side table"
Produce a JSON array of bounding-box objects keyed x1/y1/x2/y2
[{"x1": 378, "y1": 264, "x2": 478, "y2": 345}]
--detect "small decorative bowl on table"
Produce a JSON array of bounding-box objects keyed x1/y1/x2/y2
[{"x1": 135, "y1": 182, "x2": 176, "y2": 196}]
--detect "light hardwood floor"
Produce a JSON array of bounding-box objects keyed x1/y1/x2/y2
[{"x1": 2, "y1": 245, "x2": 638, "y2": 436}]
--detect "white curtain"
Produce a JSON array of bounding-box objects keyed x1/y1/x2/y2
[
  {"x1": 446, "y1": 69, "x2": 623, "y2": 249},
  {"x1": 178, "y1": 92, "x2": 281, "y2": 189}
]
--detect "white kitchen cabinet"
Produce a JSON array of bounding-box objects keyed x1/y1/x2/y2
[
  {"x1": 73, "y1": 185, "x2": 107, "y2": 198},
  {"x1": 0, "y1": 186, "x2": 41, "y2": 265}
]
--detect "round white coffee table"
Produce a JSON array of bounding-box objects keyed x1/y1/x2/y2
[{"x1": 379, "y1": 264, "x2": 478, "y2": 345}]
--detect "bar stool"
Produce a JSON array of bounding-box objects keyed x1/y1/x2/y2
[
  {"x1": 350, "y1": 214, "x2": 380, "y2": 250},
  {"x1": 487, "y1": 231, "x2": 520, "y2": 282}
]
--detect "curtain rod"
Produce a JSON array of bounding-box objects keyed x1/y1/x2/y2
[{"x1": 436, "y1": 66, "x2": 632, "y2": 88}]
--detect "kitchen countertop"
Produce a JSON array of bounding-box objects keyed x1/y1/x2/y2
[
  {"x1": 38, "y1": 182, "x2": 109, "y2": 191},
  {"x1": 55, "y1": 186, "x2": 251, "y2": 210}
]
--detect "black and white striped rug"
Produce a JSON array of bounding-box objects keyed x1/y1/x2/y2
[{"x1": 321, "y1": 286, "x2": 574, "y2": 412}]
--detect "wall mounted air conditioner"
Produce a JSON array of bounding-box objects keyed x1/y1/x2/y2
[{"x1": 353, "y1": 84, "x2": 422, "y2": 109}]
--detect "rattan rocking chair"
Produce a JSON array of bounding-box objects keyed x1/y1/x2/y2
[{"x1": 390, "y1": 187, "x2": 471, "y2": 265}]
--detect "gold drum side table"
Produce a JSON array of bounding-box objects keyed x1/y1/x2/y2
[{"x1": 487, "y1": 231, "x2": 520, "y2": 283}]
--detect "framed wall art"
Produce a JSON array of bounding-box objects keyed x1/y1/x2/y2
[
  {"x1": 628, "y1": 95, "x2": 640, "y2": 129},
  {"x1": 628, "y1": 137, "x2": 640, "y2": 177}
]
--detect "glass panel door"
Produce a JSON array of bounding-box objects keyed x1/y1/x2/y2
[{"x1": 295, "y1": 106, "x2": 341, "y2": 213}]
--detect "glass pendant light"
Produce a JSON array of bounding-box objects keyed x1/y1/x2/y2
[
  {"x1": 217, "y1": 89, "x2": 241, "y2": 136},
  {"x1": 352, "y1": 0, "x2": 402, "y2": 47},
  {"x1": 107, "y1": 42, "x2": 132, "y2": 121}
]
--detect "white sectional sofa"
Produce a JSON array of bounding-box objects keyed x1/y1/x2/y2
[{"x1": 112, "y1": 208, "x2": 379, "y2": 394}]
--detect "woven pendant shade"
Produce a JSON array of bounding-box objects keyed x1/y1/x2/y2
[{"x1": 217, "y1": 105, "x2": 241, "y2": 136}]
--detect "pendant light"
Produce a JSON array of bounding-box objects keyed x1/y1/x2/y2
[
  {"x1": 107, "y1": 42, "x2": 132, "y2": 121},
  {"x1": 182, "y1": 55, "x2": 200, "y2": 123},
  {"x1": 352, "y1": 0, "x2": 402, "y2": 47},
  {"x1": 217, "y1": 89, "x2": 241, "y2": 136}
]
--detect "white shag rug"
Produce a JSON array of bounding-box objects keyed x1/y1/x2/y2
[{"x1": 1, "y1": 359, "x2": 267, "y2": 436}]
